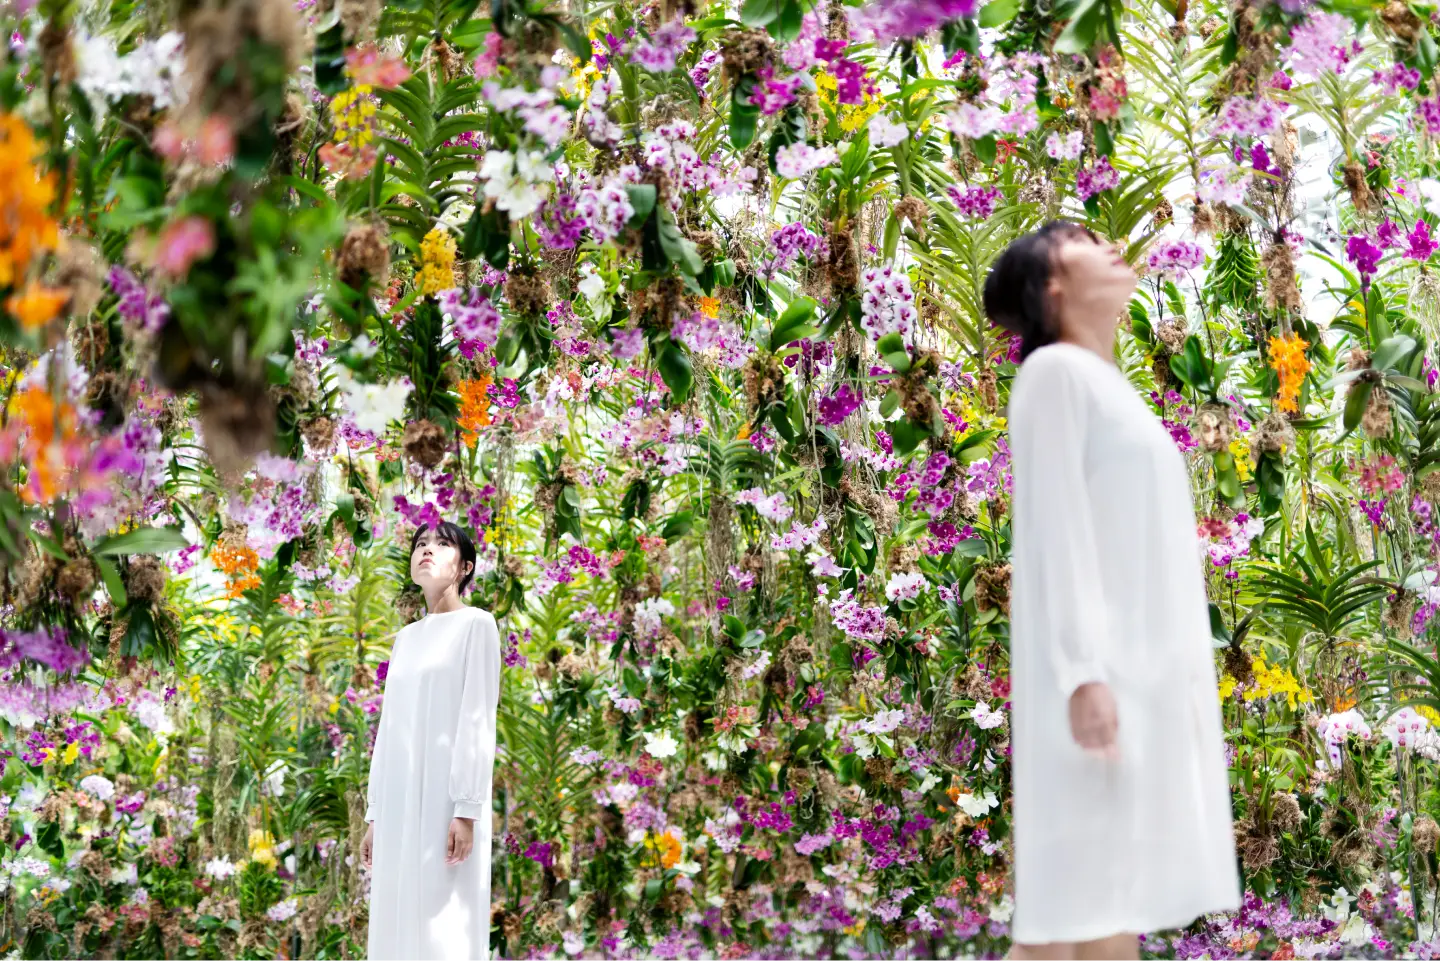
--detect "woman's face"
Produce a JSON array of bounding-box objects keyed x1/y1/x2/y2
[
  {"x1": 411, "y1": 528, "x2": 469, "y2": 592},
  {"x1": 1049, "y1": 229, "x2": 1137, "y2": 333}
]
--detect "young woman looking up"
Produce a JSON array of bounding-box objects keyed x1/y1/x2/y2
[
  {"x1": 362, "y1": 521, "x2": 501, "y2": 961},
  {"x1": 985, "y1": 221, "x2": 1241, "y2": 960}
]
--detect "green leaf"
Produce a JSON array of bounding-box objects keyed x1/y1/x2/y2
[
  {"x1": 460, "y1": 203, "x2": 511, "y2": 269},
  {"x1": 556, "y1": 20, "x2": 592, "y2": 64},
  {"x1": 37, "y1": 820, "x2": 63, "y2": 860},
  {"x1": 96, "y1": 556, "x2": 127, "y2": 608},
  {"x1": 1372, "y1": 334, "x2": 1416, "y2": 373},
  {"x1": 971, "y1": 135, "x2": 996, "y2": 165},
  {"x1": 1344, "y1": 381, "x2": 1374, "y2": 432},
  {"x1": 625, "y1": 184, "x2": 657, "y2": 228},
  {"x1": 1054, "y1": 0, "x2": 1101, "y2": 54},
  {"x1": 770, "y1": 297, "x2": 818, "y2": 350},
  {"x1": 1209, "y1": 602, "x2": 1229, "y2": 646},
  {"x1": 739, "y1": 0, "x2": 782, "y2": 27},
  {"x1": 1420, "y1": 31, "x2": 1438, "y2": 79},
  {"x1": 774, "y1": 0, "x2": 803, "y2": 40},
  {"x1": 890, "y1": 419, "x2": 922, "y2": 456},
  {"x1": 768, "y1": 401, "x2": 796, "y2": 442},
  {"x1": 658, "y1": 214, "x2": 704, "y2": 275},
  {"x1": 312, "y1": 12, "x2": 348, "y2": 96},
  {"x1": 1220, "y1": 25, "x2": 1238, "y2": 65},
  {"x1": 661, "y1": 511, "x2": 693, "y2": 540},
  {"x1": 1093, "y1": 120, "x2": 1113, "y2": 158},
  {"x1": 715, "y1": 259, "x2": 737, "y2": 287},
  {"x1": 883, "y1": 212, "x2": 901, "y2": 261},
  {"x1": 767, "y1": 103, "x2": 807, "y2": 173},
  {"x1": 449, "y1": 19, "x2": 492, "y2": 50},
  {"x1": 92, "y1": 526, "x2": 190, "y2": 557},
  {"x1": 658, "y1": 341, "x2": 694, "y2": 404},
  {"x1": 876, "y1": 332, "x2": 911, "y2": 373},
  {"x1": 840, "y1": 134, "x2": 872, "y2": 181},
  {"x1": 731, "y1": 79, "x2": 760, "y2": 150},
  {"x1": 978, "y1": 0, "x2": 1017, "y2": 26}
]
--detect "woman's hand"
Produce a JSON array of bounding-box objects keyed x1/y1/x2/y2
[
  {"x1": 445, "y1": 817, "x2": 475, "y2": 866},
  {"x1": 1069, "y1": 681, "x2": 1119, "y2": 760},
  {"x1": 361, "y1": 822, "x2": 374, "y2": 868}
]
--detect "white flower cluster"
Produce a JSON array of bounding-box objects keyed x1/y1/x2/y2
[
  {"x1": 76, "y1": 32, "x2": 189, "y2": 113},
  {"x1": 868, "y1": 113, "x2": 909, "y2": 148},
  {"x1": 862, "y1": 708, "x2": 905, "y2": 734},
  {"x1": 79, "y1": 774, "x2": 115, "y2": 801},
  {"x1": 477, "y1": 149, "x2": 553, "y2": 220},
  {"x1": 735, "y1": 486, "x2": 792, "y2": 522},
  {"x1": 633, "y1": 596, "x2": 675, "y2": 640},
  {"x1": 770, "y1": 515, "x2": 827, "y2": 552},
  {"x1": 642, "y1": 729, "x2": 679, "y2": 758},
  {"x1": 332, "y1": 365, "x2": 412, "y2": 436},
  {"x1": 774, "y1": 143, "x2": 838, "y2": 180},
  {"x1": 482, "y1": 74, "x2": 571, "y2": 149},
  {"x1": 884, "y1": 571, "x2": 928, "y2": 602},
  {"x1": 1382, "y1": 707, "x2": 1440, "y2": 760},
  {"x1": 860, "y1": 266, "x2": 917, "y2": 348},
  {"x1": 577, "y1": 177, "x2": 635, "y2": 244},
  {"x1": 1317, "y1": 708, "x2": 1372, "y2": 770}
]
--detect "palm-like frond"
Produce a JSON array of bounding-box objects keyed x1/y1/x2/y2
[
  {"x1": 371, "y1": 72, "x2": 485, "y2": 250},
  {"x1": 497, "y1": 693, "x2": 596, "y2": 839},
  {"x1": 687, "y1": 436, "x2": 771, "y2": 491},
  {"x1": 905, "y1": 194, "x2": 1038, "y2": 356},
  {"x1": 1122, "y1": 20, "x2": 1226, "y2": 179},
  {"x1": 1250, "y1": 554, "x2": 1387, "y2": 639}
]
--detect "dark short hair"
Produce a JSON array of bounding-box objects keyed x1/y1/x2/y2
[
  {"x1": 983, "y1": 219, "x2": 1097, "y2": 361},
  {"x1": 408, "y1": 521, "x2": 478, "y2": 594}
]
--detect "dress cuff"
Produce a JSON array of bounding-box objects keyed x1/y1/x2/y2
[
  {"x1": 1056, "y1": 662, "x2": 1106, "y2": 702},
  {"x1": 453, "y1": 800, "x2": 487, "y2": 821},
  {"x1": 364, "y1": 803, "x2": 376, "y2": 823}
]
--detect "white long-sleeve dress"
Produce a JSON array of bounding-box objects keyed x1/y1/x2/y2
[
  {"x1": 366, "y1": 606, "x2": 501, "y2": 960},
  {"x1": 1006, "y1": 342, "x2": 1241, "y2": 944}
]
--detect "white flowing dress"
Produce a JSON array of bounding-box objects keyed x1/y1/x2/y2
[
  {"x1": 366, "y1": 606, "x2": 501, "y2": 960},
  {"x1": 1006, "y1": 342, "x2": 1241, "y2": 944}
]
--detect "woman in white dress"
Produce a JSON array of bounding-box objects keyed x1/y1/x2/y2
[
  {"x1": 360, "y1": 520, "x2": 502, "y2": 960},
  {"x1": 984, "y1": 221, "x2": 1241, "y2": 959}
]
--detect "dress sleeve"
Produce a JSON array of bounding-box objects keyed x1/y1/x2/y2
[
  {"x1": 364, "y1": 697, "x2": 387, "y2": 823},
  {"x1": 1009, "y1": 351, "x2": 1113, "y2": 701},
  {"x1": 449, "y1": 611, "x2": 502, "y2": 822}
]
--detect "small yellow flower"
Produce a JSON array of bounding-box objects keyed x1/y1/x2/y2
[
  {"x1": 249, "y1": 828, "x2": 278, "y2": 868},
  {"x1": 1241, "y1": 655, "x2": 1312, "y2": 710},
  {"x1": 419, "y1": 226, "x2": 458, "y2": 296},
  {"x1": 61, "y1": 742, "x2": 78, "y2": 765},
  {"x1": 331, "y1": 85, "x2": 378, "y2": 148},
  {"x1": 814, "y1": 71, "x2": 883, "y2": 132},
  {"x1": 1229, "y1": 437, "x2": 1254, "y2": 482}
]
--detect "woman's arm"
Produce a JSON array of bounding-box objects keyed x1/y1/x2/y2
[
  {"x1": 449, "y1": 611, "x2": 502, "y2": 822},
  {"x1": 1009, "y1": 352, "x2": 1114, "y2": 702}
]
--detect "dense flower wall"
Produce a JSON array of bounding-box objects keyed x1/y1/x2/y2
[{"x1": 6, "y1": 0, "x2": 1440, "y2": 957}]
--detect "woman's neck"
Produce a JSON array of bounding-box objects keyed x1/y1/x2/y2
[
  {"x1": 1058, "y1": 324, "x2": 1117, "y2": 365},
  {"x1": 424, "y1": 588, "x2": 466, "y2": 615}
]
